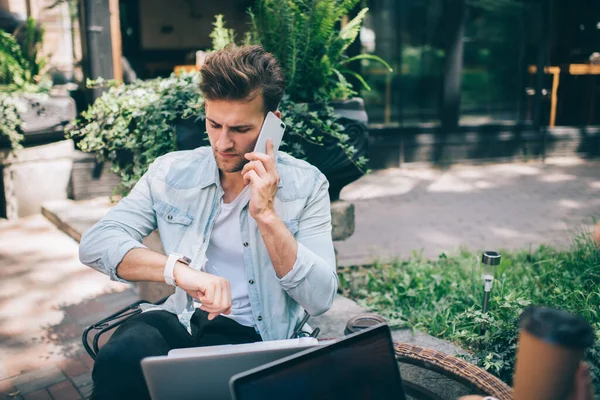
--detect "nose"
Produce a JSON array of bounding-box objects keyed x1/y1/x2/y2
[{"x1": 216, "y1": 129, "x2": 234, "y2": 152}]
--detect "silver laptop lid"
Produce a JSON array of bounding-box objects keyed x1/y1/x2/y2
[{"x1": 229, "y1": 323, "x2": 406, "y2": 400}]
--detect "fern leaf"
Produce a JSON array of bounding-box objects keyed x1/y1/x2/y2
[
  {"x1": 340, "y1": 53, "x2": 394, "y2": 72},
  {"x1": 339, "y1": 7, "x2": 368, "y2": 51}
]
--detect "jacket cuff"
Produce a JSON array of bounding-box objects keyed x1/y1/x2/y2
[
  {"x1": 277, "y1": 242, "x2": 315, "y2": 290},
  {"x1": 102, "y1": 239, "x2": 148, "y2": 283}
]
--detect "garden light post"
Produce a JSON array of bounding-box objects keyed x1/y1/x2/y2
[{"x1": 480, "y1": 251, "x2": 501, "y2": 334}]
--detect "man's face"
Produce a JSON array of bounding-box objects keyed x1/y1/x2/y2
[{"x1": 205, "y1": 94, "x2": 266, "y2": 173}]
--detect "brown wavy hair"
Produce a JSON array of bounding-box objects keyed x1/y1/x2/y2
[{"x1": 199, "y1": 45, "x2": 286, "y2": 113}]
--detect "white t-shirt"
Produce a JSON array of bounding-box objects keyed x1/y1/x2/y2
[{"x1": 204, "y1": 186, "x2": 255, "y2": 327}]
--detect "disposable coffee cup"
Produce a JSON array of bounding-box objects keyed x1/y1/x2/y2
[{"x1": 513, "y1": 307, "x2": 594, "y2": 400}]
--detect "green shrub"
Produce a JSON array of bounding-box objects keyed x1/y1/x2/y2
[
  {"x1": 339, "y1": 231, "x2": 600, "y2": 393},
  {"x1": 0, "y1": 93, "x2": 26, "y2": 150},
  {"x1": 0, "y1": 17, "x2": 51, "y2": 151},
  {"x1": 0, "y1": 17, "x2": 49, "y2": 92},
  {"x1": 67, "y1": 74, "x2": 203, "y2": 193}
]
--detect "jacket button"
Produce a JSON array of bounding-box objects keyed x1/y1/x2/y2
[
  {"x1": 167, "y1": 215, "x2": 173, "y2": 221},
  {"x1": 243, "y1": 242, "x2": 249, "y2": 247},
  {"x1": 249, "y1": 279, "x2": 254, "y2": 285},
  {"x1": 257, "y1": 316, "x2": 263, "y2": 321}
]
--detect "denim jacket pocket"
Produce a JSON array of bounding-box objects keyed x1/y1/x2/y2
[
  {"x1": 153, "y1": 201, "x2": 194, "y2": 252},
  {"x1": 153, "y1": 200, "x2": 194, "y2": 226}
]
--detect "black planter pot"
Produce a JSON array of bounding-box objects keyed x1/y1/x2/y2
[
  {"x1": 174, "y1": 97, "x2": 369, "y2": 201},
  {"x1": 299, "y1": 97, "x2": 369, "y2": 201}
]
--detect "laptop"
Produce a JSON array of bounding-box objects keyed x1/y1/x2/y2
[
  {"x1": 141, "y1": 338, "x2": 320, "y2": 400},
  {"x1": 229, "y1": 323, "x2": 406, "y2": 400},
  {"x1": 167, "y1": 338, "x2": 321, "y2": 358}
]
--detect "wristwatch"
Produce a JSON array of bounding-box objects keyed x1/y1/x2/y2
[{"x1": 164, "y1": 253, "x2": 191, "y2": 286}]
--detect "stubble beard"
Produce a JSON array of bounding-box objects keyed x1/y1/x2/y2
[{"x1": 213, "y1": 147, "x2": 251, "y2": 173}]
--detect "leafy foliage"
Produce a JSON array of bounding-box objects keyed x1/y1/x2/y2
[
  {"x1": 67, "y1": 74, "x2": 204, "y2": 193},
  {"x1": 0, "y1": 93, "x2": 26, "y2": 151},
  {"x1": 0, "y1": 18, "x2": 50, "y2": 151},
  {"x1": 339, "y1": 231, "x2": 600, "y2": 393},
  {"x1": 209, "y1": 15, "x2": 236, "y2": 52},
  {"x1": 0, "y1": 17, "x2": 49, "y2": 92},
  {"x1": 243, "y1": 0, "x2": 391, "y2": 103}
]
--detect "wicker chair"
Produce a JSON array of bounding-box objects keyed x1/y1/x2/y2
[{"x1": 395, "y1": 343, "x2": 513, "y2": 400}]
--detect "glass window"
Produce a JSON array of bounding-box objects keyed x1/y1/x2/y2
[
  {"x1": 460, "y1": 0, "x2": 536, "y2": 125},
  {"x1": 360, "y1": 0, "x2": 445, "y2": 126}
]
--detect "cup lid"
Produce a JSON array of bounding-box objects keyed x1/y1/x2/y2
[{"x1": 519, "y1": 307, "x2": 594, "y2": 349}]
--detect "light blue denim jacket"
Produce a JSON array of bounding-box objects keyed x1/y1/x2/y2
[{"x1": 79, "y1": 147, "x2": 338, "y2": 341}]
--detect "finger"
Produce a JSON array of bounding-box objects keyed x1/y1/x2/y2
[
  {"x1": 242, "y1": 160, "x2": 268, "y2": 179},
  {"x1": 201, "y1": 282, "x2": 216, "y2": 305},
  {"x1": 199, "y1": 304, "x2": 219, "y2": 312},
  {"x1": 220, "y1": 281, "x2": 231, "y2": 314},
  {"x1": 211, "y1": 282, "x2": 222, "y2": 312},
  {"x1": 207, "y1": 312, "x2": 219, "y2": 321},
  {"x1": 571, "y1": 363, "x2": 592, "y2": 400},
  {"x1": 185, "y1": 289, "x2": 203, "y2": 303},
  {"x1": 243, "y1": 170, "x2": 260, "y2": 186},
  {"x1": 245, "y1": 151, "x2": 271, "y2": 164},
  {"x1": 266, "y1": 138, "x2": 275, "y2": 157},
  {"x1": 246, "y1": 161, "x2": 269, "y2": 179}
]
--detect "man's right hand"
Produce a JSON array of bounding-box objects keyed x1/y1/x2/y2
[{"x1": 174, "y1": 262, "x2": 232, "y2": 320}]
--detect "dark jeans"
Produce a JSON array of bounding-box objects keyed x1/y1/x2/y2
[{"x1": 91, "y1": 309, "x2": 262, "y2": 400}]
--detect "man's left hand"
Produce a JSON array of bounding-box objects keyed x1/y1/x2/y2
[{"x1": 242, "y1": 139, "x2": 279, "y2": 222}]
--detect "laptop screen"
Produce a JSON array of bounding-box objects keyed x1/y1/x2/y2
[{"x1": 230, "y1": 324, "x2": 406, "y2": 400}]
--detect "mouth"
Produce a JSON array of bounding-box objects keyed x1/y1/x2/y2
[{"x1": 217, "y1": 151, "x2": 238, "y2": 159}]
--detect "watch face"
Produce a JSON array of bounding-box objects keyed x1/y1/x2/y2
[{"x1": 180, "y1": 256, "x2": 192, "y2": 265}]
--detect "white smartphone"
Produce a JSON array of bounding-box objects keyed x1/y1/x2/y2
[{"x1": 254, "y1": 111, "x2": 286, "y2": 154}]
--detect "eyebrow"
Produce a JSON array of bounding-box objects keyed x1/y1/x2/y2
[{"x1": 207, "y1": 118, "x2": 254, "y2": 130}]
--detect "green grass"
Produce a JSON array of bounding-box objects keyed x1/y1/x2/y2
[{"x1": 339, "y1": 230, "x2": 600, "y2": 394}]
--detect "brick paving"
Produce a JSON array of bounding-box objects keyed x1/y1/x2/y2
[{"x1": 0, "y1": 215, "x2": 136, "y2": 399}]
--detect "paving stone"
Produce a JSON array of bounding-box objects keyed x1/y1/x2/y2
[
  {"x1": 22, "y1": 389, "x2": 51, "y2": 400},
  {"x1": 0, "y1": 379, "x2": 18, "y2": 400},
  {"x1": 77, "y1": 383, "x2": 92, "y2": 399},
  {"x1": 48, "y1": 380, "x2": 81, "y2": 400},
  {"x1": 0, "y1": 364, "x2": 8, "y2": 381},
  {"x1": 12, "y1": 367, "x2": 65, "y2": 395},
  {"x1": 77, "y1": 354, "x2": 94, "y2": 371},
  {"x1": 70, "y1": 372, "x2": 92, "y2": 391},
  {"x1": 58, "y1": 359, "x2": 89, "y2": 379},
  {"x1": 71, "y1": 372, "x2": 92, "y2": 399},
  {"x1": 65, "y1": 300, "x2": 106, "y2": 328}
]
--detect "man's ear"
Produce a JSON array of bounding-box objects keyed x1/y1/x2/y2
[{"x1": 274, "y1": 110, "x2": 281, "y2": 119}]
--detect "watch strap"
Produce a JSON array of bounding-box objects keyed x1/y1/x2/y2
[{"x1": 164, "y1": 253, "x2": 191, "y2": 286}]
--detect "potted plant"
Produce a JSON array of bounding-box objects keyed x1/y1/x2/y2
[
  {"x1": 0, "y1": 18, "x2": 76, "y2": 219},
  {"x1": 234, "y1": 0, "x2": 392, "y2": 200}
]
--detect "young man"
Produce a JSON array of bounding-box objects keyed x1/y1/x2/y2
[{"x1": 79, "y1": 45, "x2": 338, "y2": 399}]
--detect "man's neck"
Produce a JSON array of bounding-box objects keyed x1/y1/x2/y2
[{"x1": 220, "y1": 171, "x2": 246, "y2": 203}]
